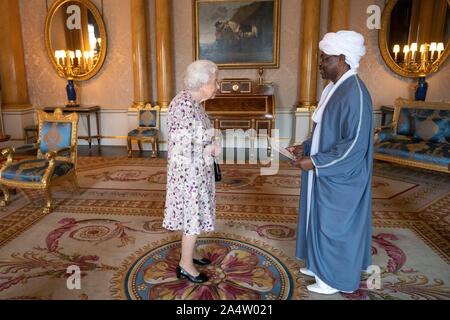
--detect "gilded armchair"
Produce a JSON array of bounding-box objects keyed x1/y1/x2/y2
[
  {"x1": 0, "y1": 108, "x2": 80, "y2": 213},
  {"x1": 127, "y1": 104, "x2": 160, "y2": 158}
]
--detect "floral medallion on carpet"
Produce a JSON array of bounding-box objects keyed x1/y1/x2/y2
[{"x1": 115, "y1": 236, "x2": 294, "y2": 300}]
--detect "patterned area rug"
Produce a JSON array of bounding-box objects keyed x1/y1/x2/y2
[{"x1": 0, "y1": 157, "x2": 449, "y2": 300}]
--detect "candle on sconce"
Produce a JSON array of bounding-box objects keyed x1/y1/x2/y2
[
  {"x1": 403, "y1": 45, "x2": 409, "y2": 62},
  {"x1": 393, "y1": 44, "x2": 400, "y2": 62},
  {"x1": 420, "y1": 44, "x2": 426, "y2": 61},
  {"x1": 57, "y1": 50, "x2": 66, "y2": 66},
  {"x1": 430, "y1": 42, "x2": 437, "y2": 60},
  {"x1": 54, "y1": 50, "x2": 60, "y2": 65},
  {"x1": 75, "y1": 50, "x2": 82, "y2": 65},
  {"x1": 84, "y1": 51, "x2": 90, "y2": 67},
  {"x1": 69, "y1": 51, "x2": 75, "y2": 65},
  {"x1": 410, "y1": 43, "x2": 417, "y2": 61},
  {"x1": 437, "y1": 42, "x2": 444, "y2": 59},
  {"x1": 61, "y1": 51, "x2": 66, "y2": 66}
]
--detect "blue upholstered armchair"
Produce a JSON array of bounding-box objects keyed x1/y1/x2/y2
[
  {"x1": 0, "y1": 108, "x2": 79, "y2": 213},
  {"x1": 127, "y1": 104, "x2": 160, "y2": 158}
]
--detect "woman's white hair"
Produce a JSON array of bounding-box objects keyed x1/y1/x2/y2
[{"x1": 184, "y1": 60, "x2": 218, "y2": 91}]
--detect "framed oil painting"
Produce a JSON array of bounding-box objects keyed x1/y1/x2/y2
[{"x1": 193, "y1": 0, "x2": 281, "y2": 69}]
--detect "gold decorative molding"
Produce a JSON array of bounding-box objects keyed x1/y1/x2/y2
[
  {"x1": 296, "y1": 101, "x2": 317, "y2": 112},
  {"x1": 374, "y1": 153, "x2": 450, "y2": 174},
  {"x1": 132, "y1": 101, "x2": 147, "y2": 109}
]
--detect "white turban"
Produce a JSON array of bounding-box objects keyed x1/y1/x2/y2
[{"x1": 319, "y1": 30, "x2": 366, "y2": 70}]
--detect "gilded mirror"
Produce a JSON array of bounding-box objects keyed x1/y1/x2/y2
[
  {"x1": 45, "y1": 0, "x2": 107, "y2": 81},
  {"x1": 379, "y1": 0, "x2": 450, "y2": 78}
]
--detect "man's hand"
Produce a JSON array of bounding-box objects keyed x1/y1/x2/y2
[
  {"x1": 286, "y1": 144, "x2": 305, "y2": 158},
  {"x1": 294, "y1": 156, "x2": 315, "y2": 171}
]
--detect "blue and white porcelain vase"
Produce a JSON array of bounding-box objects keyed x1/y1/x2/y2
[{"x1": 415, "y1": 77, "x2": 428, "y2": 101}]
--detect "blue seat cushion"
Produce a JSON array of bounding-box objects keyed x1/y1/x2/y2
[
  {"x1": 375, "y1": 137, "x2": 450, "y2": 167},
  {"x1": 1, "y1": 159, "x2": 74, "y2": 183},
  {"x1": 128, "y1": 128, "x2": 158, "y2": 138}
]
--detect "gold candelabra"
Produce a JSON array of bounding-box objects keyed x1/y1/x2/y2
[
  {"x1": 392, "y1": 42, "x2": 445, "y2": 76},
  {"x1": 54, "y1": 48, "x2": 99, "y2": 78}
]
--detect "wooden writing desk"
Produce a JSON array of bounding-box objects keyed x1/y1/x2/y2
[{"x1": 204, "y1": 79, "x2": 275, "y2": 153}]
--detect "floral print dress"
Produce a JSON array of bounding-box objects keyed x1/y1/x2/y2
[{"x1": 163, "y1": 90, "x2": 216, "y2": 235}]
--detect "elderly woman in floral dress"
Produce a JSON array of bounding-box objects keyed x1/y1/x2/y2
[{"x1": 163, "y1": 60, "x2": 220, "y2": 283}]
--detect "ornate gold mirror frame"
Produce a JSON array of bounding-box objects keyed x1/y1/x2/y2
[
  {"x1": 45, "y1": 0, "x2": 107, "y2": 81},
  {"x1": 379, "y1": 0, "x2": 450, "y2": 78}
]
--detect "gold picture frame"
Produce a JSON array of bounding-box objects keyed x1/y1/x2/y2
[{"x1": 193, "y1": 0, "x2": 281, "y2": 69}]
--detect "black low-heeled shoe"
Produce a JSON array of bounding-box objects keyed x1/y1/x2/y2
[
  {"x1": 193, "y1": 258, "x2": 211, "y2": 266},
  {"x1": 176, "y1": 266, "x2": 209, "y2": 283}
]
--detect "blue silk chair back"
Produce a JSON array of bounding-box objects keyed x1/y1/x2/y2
[
  {"x1": 139, "y1": 110, "x2": 158, "y2": 128},
  {"x1": 40, "y1": 121, "x2": 73, "y2": 154},
  {"x1": 36, "y1": 109, "x2": 79, "y2": 167}
]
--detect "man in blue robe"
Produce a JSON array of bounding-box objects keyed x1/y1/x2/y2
[{"x1": 289, "y1": 31, "x2": 373, "y2": 294}]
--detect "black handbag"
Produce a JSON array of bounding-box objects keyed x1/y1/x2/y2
[{"x1": 213, "y1": 157, "x2": 221, "y2": 182}]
